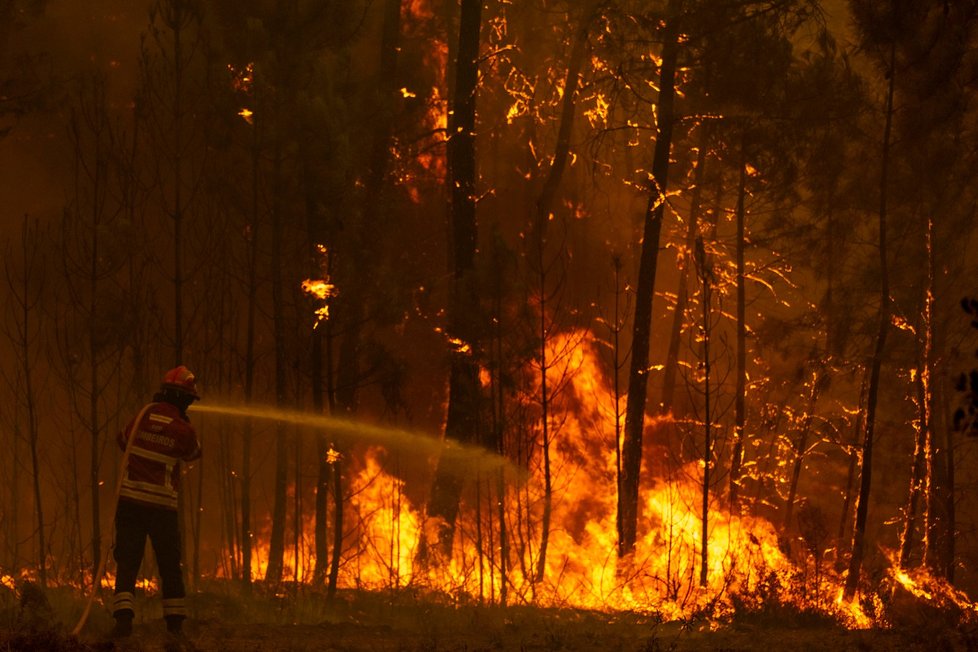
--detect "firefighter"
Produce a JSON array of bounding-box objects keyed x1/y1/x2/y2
[{"x1": 111, "y1": 366, "x2": 202, "y2": 640}]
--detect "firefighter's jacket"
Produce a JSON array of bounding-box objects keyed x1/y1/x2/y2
[{"x1": 117, "y1": 402, "x2": 201, "y2": 510}]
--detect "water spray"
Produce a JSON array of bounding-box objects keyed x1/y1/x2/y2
[
  {"x1": 189, "y1": 402, "x2": 515, "y2": 476},
  {"x1": 69, "y1": 401, "x2": 512, "y2": 636}
]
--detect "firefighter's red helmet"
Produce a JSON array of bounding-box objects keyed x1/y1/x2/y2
[{"x1": 161, "y1": 365, "x2": 200, "y2": 400}]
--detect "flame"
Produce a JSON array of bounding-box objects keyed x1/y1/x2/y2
[
  {"x1": 301, "y1": 244, "x2": 336, "y2": 327},
  {"x1": 145, "y1": 328, "x2": 976, "y2": 628},
  {"x1": 325, "y1": 446, "x2": 341, "y2": 465},
  {"x1": 584, "y1": 93, "x2": 609, "y2": 128},
  {"x1": 233, "y1": 331, "x2": 874, "y2": 622}
]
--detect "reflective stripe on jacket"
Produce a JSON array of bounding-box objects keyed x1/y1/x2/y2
[{"x1": 118, "y1": 402, "x2": 201, "y2": 510}]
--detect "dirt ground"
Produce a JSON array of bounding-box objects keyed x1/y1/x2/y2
[
  {"x1": 3, "y1": 585, "x2": 977, "y2": 651},
  {"x1": 84, "y1": 617, "x2": 968, "y2": 652}
]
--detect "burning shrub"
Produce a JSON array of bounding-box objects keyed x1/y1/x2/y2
[{"x1": 881, "y1": 568, "x2": 978, "y2": 634}]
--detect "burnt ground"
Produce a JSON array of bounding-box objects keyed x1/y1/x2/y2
[{"x1": 3, "y1": 583, "x2": 978, "y2": 651}]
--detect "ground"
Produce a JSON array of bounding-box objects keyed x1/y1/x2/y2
[{"x1": 2, "y1": 583, "x2": 977, "y2": 651}]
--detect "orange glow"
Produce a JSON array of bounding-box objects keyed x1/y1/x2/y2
[
  {"x1": 232, "y1": 331, "x2": 880, "y2": 622},
  {"x1": 197, "y1": 330, "x2": 978, "y2": 626}
]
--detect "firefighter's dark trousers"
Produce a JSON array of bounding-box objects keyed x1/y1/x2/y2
[{"x1": 112, "y1": 500, "x2": 188, "y2": 624}]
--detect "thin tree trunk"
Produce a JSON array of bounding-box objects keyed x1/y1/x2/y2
[
  {"x1": 8, "y1": 220, "x2": 46, "y2": 585},
  {"x1": 612, "y1": 255, "x2": 626, "y2": 564},
  {"x1": 312, "y1": 318, "x2": 329, "y2": 585},
  {"x1": 662, "y1": 135, "x2": 706, "y2": 415},
  {"x1": 729, "y1": 142, "x2": 748, "y2": 505},
  {"x1": 898, "y1": 376, "x2": 926, "y2": 568},
  {"x1": 899, "y1": 216, "x2": 934, "y2": 570},
  {"x1": 489, "y1": 238, "x2": 508, "y2": 605},
  {"x1": 266, "y1": 141, "x2": 288, "y2": 585},
  {"x1": 192, "y1": 432, "x2": 204, "y2": 588},
  {"x1": 844, "y1": 43, "x2": 895, "y2": 601},
  {"x1": 327, "y1": 454, "x2": 343, "y2": 600},
  {"x1": 531, "y1": 2, "x2": 594, "y2": 584},
  {"x1": 698, "y1": 239, "x2": 711, "y2": 588},
  {"x1": 241, "y1": 113, "x2": 261, "y2": 590},
  {"x1": 838, "y1": 374, "x2": 868, "y2": 545},
  {"x1": 784, "y1": 374, "x2": 822, "y2": 529},
  {"x1": 619, "y1": 0, "x2": 682, "y2": 557},
  {"x1": 427, "y1": 0, "x2": 484, "y2": 555},
  {"x1": 294, "y1": 422, "x2": 302, "y2": 583},
  {"x1": 941, "y1": 376, "x2": 955, "y2": 582}
]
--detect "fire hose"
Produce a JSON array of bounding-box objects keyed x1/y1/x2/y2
[{"x1": 71, "y1": 402, "x2": 155, "y2": 637}]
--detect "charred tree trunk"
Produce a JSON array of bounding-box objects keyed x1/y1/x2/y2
[
  {"x1": 619, "y1": 0, "x2": 681, "y2": 557},
  {"x1": 844, "y1": 43, "x2": 895, "y2": 601},
  {"x1": 899, "y1": 368, "x2": 927, "y2": 568},
  {"x1": 427, "y1": 0, "x2": 484, "y2": 556},
  {"x1": 899, "y1": 217, "x2": 935, "y2": 570}
]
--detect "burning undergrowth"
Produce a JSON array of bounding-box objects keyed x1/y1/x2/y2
[
  {"x1": 3, "y1": 333, "x2": 978, "y2": 648},
  {"x1": 206, "y1": 331, "x2": 978, "y2": 631}
]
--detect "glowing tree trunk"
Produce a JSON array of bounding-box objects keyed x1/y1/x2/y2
[
  {"x1": 619, "y1": 0, "x2": 681, "y2": 557},
  {"x1": 427, "y1": 0, "x2": 483, "y2": 556},
  {"x1": 899, "y1": 359, "x2": 927, "y2": 569},
  {"x1": 899, "y1": 216, "x2": 935, "y2": 570},
  {"x1": 844, "y1": 42, "x2": 894, "y2": 601},
  {"x1": 921, "y1": 215, "x2": 954, "y2": 576}
]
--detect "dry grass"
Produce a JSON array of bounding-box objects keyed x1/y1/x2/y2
[{"x1": 0, "y1": 578, "x2": 973, "y2": 651}]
